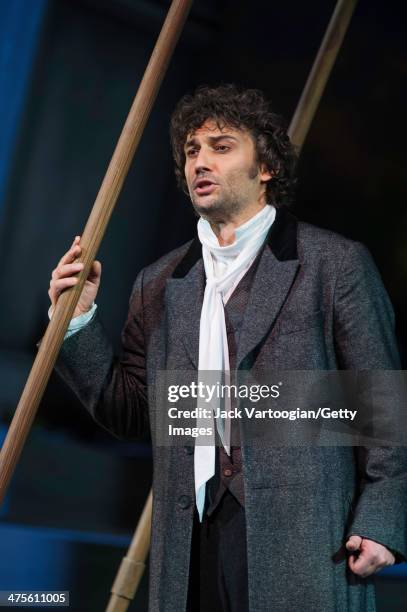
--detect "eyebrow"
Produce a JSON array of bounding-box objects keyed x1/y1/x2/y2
[{"x1": 184, "y1": 134, "x2": 239, "y2": 149}]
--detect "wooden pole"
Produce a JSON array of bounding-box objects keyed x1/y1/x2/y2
[
  {"x1": 0, "y1": 0, "x2": 193, "y2": 504},
  {"x1": 106, "y1": 491, "x2": 153, "y2": 612},
  {"x1": 288, "y1": 0, "x2": 358, "y2": 151},
  {"x1": 105, "y1": 1, "x2": 359, "y2": 609}
]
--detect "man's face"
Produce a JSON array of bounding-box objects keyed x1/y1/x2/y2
[{"x1": 184, "y1": 119, "x2": 271, "y2": 221}]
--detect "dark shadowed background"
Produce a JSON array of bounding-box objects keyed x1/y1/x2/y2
[{"x1": 0, "y1": 1, "x2": 405, "y2": 610}]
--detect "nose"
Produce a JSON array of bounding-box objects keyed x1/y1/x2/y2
[{"x1": 193, "y1": 148, "x2": 212, "y2": 175}]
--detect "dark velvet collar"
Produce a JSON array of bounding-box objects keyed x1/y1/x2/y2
[{"x1": 172, "y1": 206, "x2": 298, "y2": 279}]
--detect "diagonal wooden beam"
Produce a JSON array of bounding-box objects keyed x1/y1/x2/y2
[
  {"x1": 288, "y1": 0, "x2": 358, "y2": 151},
  {"x1": 106, "y1": 490, "x2": 153, "y2": 612},
  {"x1": 0, "y1": 0, "x2": 193, "y2": 504}
]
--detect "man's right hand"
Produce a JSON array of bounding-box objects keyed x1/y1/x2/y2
[{"x1": 48, "y1": 236, "x2": 101, "y2": 318}]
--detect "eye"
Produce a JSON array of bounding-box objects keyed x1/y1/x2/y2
[
  {"x1": 186, "y1": 148, "x2": 198, "y2": 157},
  {"x1": 215, "y1": 145, "x2": 230, "y2": 152}
]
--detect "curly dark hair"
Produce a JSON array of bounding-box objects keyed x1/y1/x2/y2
[{"x1": 170, "y1": 84, "x2": 297, "y2": 207}]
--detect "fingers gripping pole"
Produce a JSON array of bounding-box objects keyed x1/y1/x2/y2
[{"x1": 0, "y1": 0, "x2": 193, "y2": 505}]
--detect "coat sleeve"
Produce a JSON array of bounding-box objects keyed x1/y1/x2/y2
[
  {"x1": 333, "y1": 240, "x2": 407, "y2": 561},
  {"x1": 54, "y1": 268, "x2": 149, "y2": 440}
]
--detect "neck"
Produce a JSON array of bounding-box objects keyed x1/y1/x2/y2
[{"x1": 209, "y1": 202, "x2": 267, "y2": 246}]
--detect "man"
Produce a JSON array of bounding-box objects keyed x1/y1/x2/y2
[{"x1": 49, "y1": 84, "x2": 406, "y2": 611}]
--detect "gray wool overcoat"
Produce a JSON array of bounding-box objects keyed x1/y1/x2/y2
[{"x1": 55, "y1": 207, "x2": 407, "y2": 612}]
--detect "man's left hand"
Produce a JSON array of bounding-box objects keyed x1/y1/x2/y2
[{"x1": 346, "y1": 535, "x2": 395, "y2": 577}]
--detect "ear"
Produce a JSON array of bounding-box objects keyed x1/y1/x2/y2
[{"x1": 259, "y1": 163, "x2": 273, "y2": 183}]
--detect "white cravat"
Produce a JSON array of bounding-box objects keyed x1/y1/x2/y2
[{"x1": 194, "y1": 204, "x2": 276, "y2": 520}]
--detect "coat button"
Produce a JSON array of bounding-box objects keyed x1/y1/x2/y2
[
  {"x1": 178, "y1": 495, "x2": 191, "y2": 509},
  {"x1": 223, "y1": 468, "x2": 233, "y2": 477},
  {"x1": 184, "y1": 445, "x2": 194, "y2": 455}
]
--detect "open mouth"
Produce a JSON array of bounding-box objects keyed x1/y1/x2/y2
[{"x1": 194, "y1": 180, "x2": 217, "y2": 196}]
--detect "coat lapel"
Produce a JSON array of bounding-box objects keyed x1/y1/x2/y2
[
  {"x1": 236, "y1": 206, "x2": 300, "y2": 368},
  {"x1": 165, "y1": 206, "x2": 300, "y2": 370},
  {"x1": 165, "y1": 242, "x2": 204, "y2": 368},
  {"x1": 236, "y1": 248, "x2": 299, "y2": 368}
]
